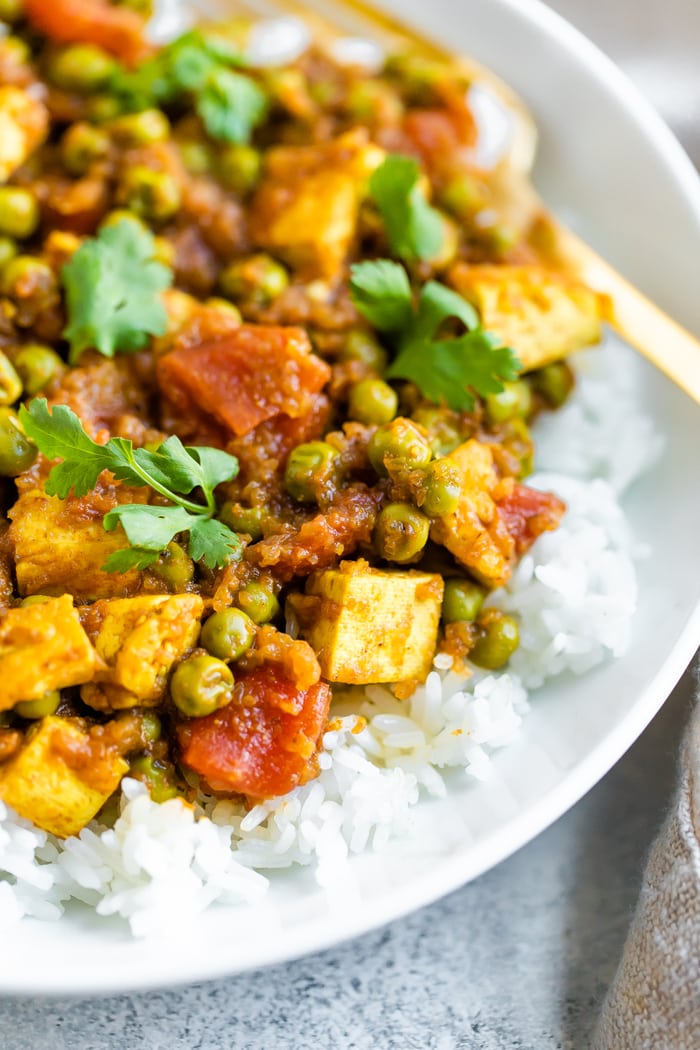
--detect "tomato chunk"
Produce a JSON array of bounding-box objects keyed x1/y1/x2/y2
[
  {"x1": 177, "y1": 667, "x2": 332, "y2": 799},
  {"x1": 403, "y1": 106, "x2": 477, "y2": 174},
  {"x1": 24, "y1": 0, "x2": 151, "y2": 66},
  {"x1": 497, "y1": 483, "x2": 565, "y2": 555},
  {"x1": 157, "y1": 325, "x2": 331, "y2": 438}
]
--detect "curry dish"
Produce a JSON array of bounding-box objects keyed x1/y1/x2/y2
[{"x1": 0, "y1": 0, "x2": 603, "y2": 839}]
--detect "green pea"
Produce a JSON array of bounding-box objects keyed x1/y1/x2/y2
[
  {"x1": 438, "y1": 175, "x2": 490, "y2": 220},
  {"x1": 108, "y1": 109, "x2": 170, "y2": 146},
  {"x1": 150, "y1": 542, "x2": 195, "y2": 591},
  {"x1": 0, "y1": 236, "x2": 17, "y2": 271},
  {"x1": 218, "y1": 502, "x2": 265, "y2": 542},
  {"x1": 384, "y1": 52, "x2": 448, "y2": 103},
  {"x1": 374, "y1": 502, "x2": 430, "y2": 563},
  {"x1": 411, "y1": 406, "x2": 461, "y2": 456},
  {"x1": 420, "y1": 459, "x2": 461, "y2": 517},
  {"x1": 0, "y1": 0, "x2": 24, "y2": 23},
  {"x1": 469, "y1": 610, "x2": 520, "y2": 670},
  {"x1": 0, "y1": 188, "x2": 38, "y2": 240},
  {"x1": 0, "y1": 350, "x2": 22, "y2": 405},
  {"x1": 442, "y1": 579, "x2": 486, "y2": 623},
  {"x1": 0, "y1": 407, "x2": 35, "y2": 475},
  {"x1": 204, "y1": 297, "x2": 243, "y2": 322},
  {"x1": 500, "y1": 417, "x2": 534, "y2": 479},
  {"x1": 485, "y1": 380, "x2": 532, "y2": 424},
  {"x1": 178, "y1": 140, "x2": 213, "y2": 176},
  {"x1": 14, "y1": 690, "x2": 61, "y2": 720},
  {"x1": 138, "y1": 710, "x2": 162, "y2": 744},
  {"x1": 100, "y1": 209, "x2": 148, "y2": 235},
  {"x1": 170, "y1": 654, "x2": 234, "y2": 718},
  {"x1": 284, "y1": 441, "x2": 339, "y2": 503},
  {"x1": 368, "y1": 418, "x2": 432, "y2": 477},
  {"x1": 129, "y1": 755, "x2": 178, "y2": 803},
  {"x1": 48, "y1": 44, "x2": 117, "y2": 93},
  {"x1": 338, "y1": 328, "x2": 388, "y2": 373},
  {"x1": 217, "y1": 144, "x2": 262, "y2": 196},
  {"x1": 346, "y1": 81, "x2": 404, "y2": 123},
  {"x1": 13, "y1": 344, "x2": 65, "y2": 396},
  {"x1": 119, "y1": 166, "x2": 181, "y2": 224},
  {"x1": 21, "y1": 594, "x2": 52, "y2": 606},
  {"x1": 152, "y1": 236, "x2": 175, "y2": 269},
  {"x1": 201, "y1": 608, "x2": 256, "y2": 662},
  {"x1": 2, "y1": 255, "x2": 55, "y2": 300},
  {"x1": 532, "y1": 362, "x2": 575, "y2": 408},
  {"x1": 61, "y1": 122, "x2": 110, "y2": 176},
  {"x1": 219, "y1": 254, "x2": 288, "y2": 306},
  {"x1": 347, "y1": 378, "x2": 398, "y2": 426},
  {"x1": 86, "y1": 94, "x2": 123, "y2": 124},
  {"x1": 236, "y1": 581, "x2": 280, "y2": 625}
]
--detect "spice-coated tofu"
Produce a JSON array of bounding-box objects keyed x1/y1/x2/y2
[
  {"x1": 0, "y1": 86, "x2": 48, "y2": 182},
  {"x1": 9, "y1": 489, "x2": 142, "y2": 600},
  {"x1": 80, "y1": 594, "x2": 204, "y2": 711},
  {"x1": 430, "y1": 440, "x2": 514, "y2": 589},
  {"x1": 250, "y1": 130, "x2": 385, "y2": 279},
  {"x1": 449, "y1": 264, "x2": 602, "y2": 371},
  {"x1": 288, "y1": 560, "x2": 443, "y2": 685},
  {"x1": 0, "y1": 716, "x2": 127, "y2": 838},
  {"x1": 0, "y1": 595, "x2": 96, "y2": 710}
]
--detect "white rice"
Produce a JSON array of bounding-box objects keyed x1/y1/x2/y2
[{"x1": 0, "y1": 344, "x2": 662, "y2": 935}]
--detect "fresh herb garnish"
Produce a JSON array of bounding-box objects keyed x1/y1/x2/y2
[
  {"x1": 110, "y1": 29, "x2": 267, "y2": 145},
  {"x1": 350, "y1": 259, "x2": 521, "y2": 411},
  {"x1": 368, "y1": 154, "x2": 445, "y2": 263},
  {"x1": 61, "y1": 219, "x2": 172, "y2": 364},
  {"x1": 19, "y1": 399, "x2": 241, "y2": 573}
]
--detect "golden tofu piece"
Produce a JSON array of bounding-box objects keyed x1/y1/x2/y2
[
  {"x1": 0, "y1": 86, "x2": 49, "y2": 182},
  {"x1": 81, "y1": 594, "x2": 204, "y2": 710},
  {"x1": 287, "y1": 560, "x2": 443, "y2": 685},
  {"x1": 0, "y1": 595, "x2": 96, "y2": 711},
  {"x1": 0, "y1": 716, "x2": 127, "y2": 838},
  {"x1": 9, "y1": 489, "x2": 143, "y2": 600},
  {"x1": 250, "y1": 129, "x2": 384, "y2": 279},
  {"x1": 450, "y1": 263, "x2": 602, "y2": 370},
  {"x1": 430, "y1": 440, "x2": 514, "y2": 589}
]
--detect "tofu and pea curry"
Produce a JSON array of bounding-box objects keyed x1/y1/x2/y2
[{"x1": 0, "y1": 0, "x2": 602, "y2": 839}]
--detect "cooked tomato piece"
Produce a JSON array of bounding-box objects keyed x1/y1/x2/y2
[
  {"x1": 177, "y1": 667, "x2": 332, "y2": 799},
  {"x1": 497, "y1": 483, "x2": 565, "y2": 555},
  {"x1": 403, "y1": 105, "x2": 477, "y2": 174},
  {"x1": 157, "y1": 325, "x2": 331, "y2": 438},
  {"x1": 24, "y1": 0, "x2": 151, "y2": 65}
]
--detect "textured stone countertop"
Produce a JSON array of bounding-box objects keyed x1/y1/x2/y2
[{"x1": 1, "y1": 2, "x2": 699, "y2": 1047}]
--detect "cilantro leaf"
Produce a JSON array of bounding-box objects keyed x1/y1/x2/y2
[
  {"x1": 19, "y1": 399, "x2": 241, "y2": 572},
  {"x1": 368, "y1": 155, "x2": 445, "y2": 263},
  {"x1": 349, "y1": 260, "x2": 413, "y2": 332},
  {"x1": 196, "y1": 68, "x2": 268, "y2": 144},
  {"x1": 187, "y1": 516, "x2": 242, "y2": 569},
  {"x1": 351, "y1": 259, "x2": 521, "y2": 411},
  {"x1": 62, "y1": 220, "x2": 172, "y2": 363}
]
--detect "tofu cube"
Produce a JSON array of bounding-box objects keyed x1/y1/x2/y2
[
  {"x1": 0, "y1": 595, "x2": 96, "y2": 710},
  {"x1": 0, "y1": 86, "x2": 49, "y2": 182},
  {"x1": 9, "y1": 489, "x2": 143, "y2": 600},
  {"x1": 250, "y1": 130, "x2": 384, "y2": 279},
  {"x1": 430, "y1": 440, "x2": 515, "y2": 588},
  {"x1": 449, "y1": 263, "x2": 602, "y2": 371},
  {"x1": 81, "y1": 594, "x2": 204, "y2": 710},
  {"x1": 0, "y1": 716, "x2": 127, "y2": 838},
  {"x1": 287, "y1": 560, "x2": 443, "y2": 685}
]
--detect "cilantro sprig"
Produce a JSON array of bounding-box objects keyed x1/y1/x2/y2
[
  {"x1": 368, "y1": 155, "x2": 445, "y2": 263},
  {"x1": 61, "y1": 219, "x2": 172, "y2": 364},
  {"x1": 19, "y1": 399, "x2": 241, "y2": 573},
  {"x1": 350, "y1": 260, "x2": 521, "y2": 411},
  {"x1": 110, "y1": 29, "x2": 267, "y2": 145}
]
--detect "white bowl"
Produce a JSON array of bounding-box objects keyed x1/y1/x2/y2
[{"x1": 3, "y1": 0, "x2": 700, "y2": 995}]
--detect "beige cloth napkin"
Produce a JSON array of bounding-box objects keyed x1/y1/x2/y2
[{"x1": 594, "y1": 704, "x2": 700, "y2": 1049}]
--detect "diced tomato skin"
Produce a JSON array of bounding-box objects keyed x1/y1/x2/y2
[
  {"x1": 177, "y1": 667, "x2": 332, "y2": 800},
  {"x1": 156, "y1": 325, "x2": 331, "y2": 438},
  {"x1": 24, "y1": 0, "x2": 152, "y2": 65},
  {"x1": 403, "y1": 106, "x2": 477, "y2": 173},
  {"x1": 497, "y1": 483, "x2": 565, "y2": 555}
]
